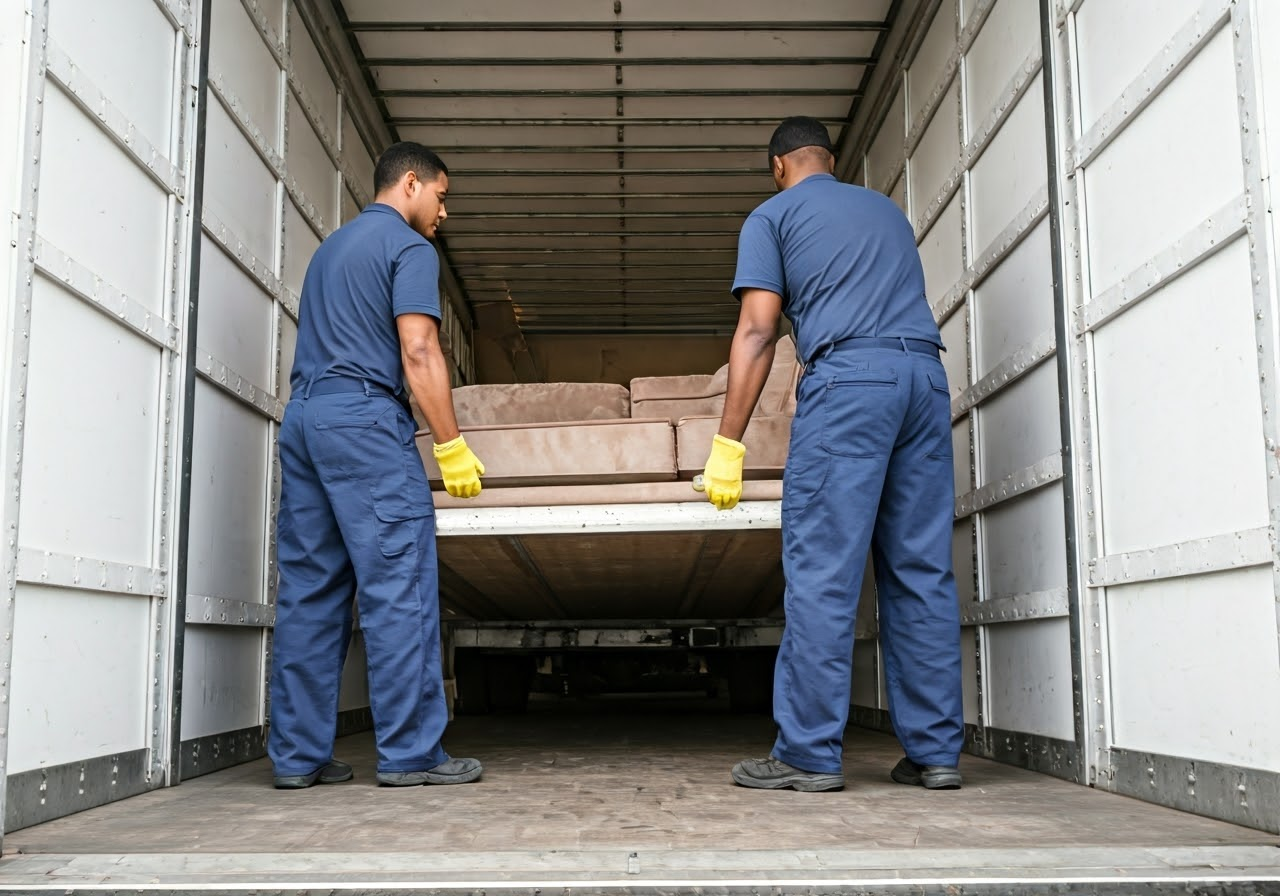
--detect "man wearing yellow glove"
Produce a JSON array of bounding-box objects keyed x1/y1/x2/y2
[
  {"x1": 270, "y1": 142, "x2": 484, "y2": 792},
  {"x1": 706, "y1": 118, "x2": 963, "y2": 795}
]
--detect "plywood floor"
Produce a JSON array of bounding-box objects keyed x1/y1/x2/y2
[{"x1": 7, "y1": 696, "x2": 1275, "y2": 857}]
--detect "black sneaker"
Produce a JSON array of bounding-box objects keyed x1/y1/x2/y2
[
  {"x1": 891, "y1": 756, "x2": 962, "y2": 790},
  {"x1": 376, "y1": 757, "x2": 483, "y2": 786},
  {"x1": 273, "y1": 759, "x2": 353, "y2": 789},
  {"x1": 731, "y1": 756, "x2": 844, "y2": 792}
]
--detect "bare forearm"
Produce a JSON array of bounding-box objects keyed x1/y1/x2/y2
[
  {"x1": 718, "y1": 329, "x2": 776, "y2": 442},
  {"x1": 403, "y1": 349, "x2": 460, "y2": 443}
]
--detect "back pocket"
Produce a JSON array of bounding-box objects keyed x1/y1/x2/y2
[{"x1": 819, "y1": 370, "x2": 899, "y2": 458}]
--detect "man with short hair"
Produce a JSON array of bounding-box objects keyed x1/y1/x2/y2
[
  {"x1": 699, "y1": 117, "x2": 965, "y2": 792},
  {"x1": 269, "y1": 141, "x2": 486, "y2": 789}
]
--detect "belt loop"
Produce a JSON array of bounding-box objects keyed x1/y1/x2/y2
[
  {"x1": 362, "y1": 379, "x2": 374, "y2": 397},
  {"x1": 899, "y1": 337, "x2": 908, "y2": 353},
  {"x1": 302, "y1": 377, "x2": 314, "y2": 400}
]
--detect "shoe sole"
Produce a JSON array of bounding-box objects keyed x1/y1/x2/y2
[
  {"x1": 891, "y1": 767, "x2": 963, "y2": 790},
  {"x1": 376, "y1": 768, "x2": 483, "y2": 786},
  {"x1": 731, "y1": 767, "x2": 844, "y2": 792}
]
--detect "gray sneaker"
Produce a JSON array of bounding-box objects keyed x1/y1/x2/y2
[
  {"x1": 891, "y1": 756, "x2": 962, "y2": 790},
  {"x1": 273, "y1": 759, "x2": 353, "y2": 789},
  {"x1": 376, "y1": 757, "x2": 483, "y2": 786},
  {"x1": 731, "y1": 756, "x2": 844, "y2": 792}
]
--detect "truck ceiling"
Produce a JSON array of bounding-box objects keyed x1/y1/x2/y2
[{"x1": 333, "y1": 1, "x2": 901, "y2": 336}]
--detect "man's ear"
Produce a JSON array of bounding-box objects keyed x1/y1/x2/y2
[{"x1": 772, "y1": 156, "x2": 785, "y2": 181}]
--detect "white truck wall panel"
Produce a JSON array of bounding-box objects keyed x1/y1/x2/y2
[
  {"x1": 257, "y1": 0, "x2": 287, "y2": 48},
  {"x1": 977, "y1": 362, "x2": 1059, "y2": 487},
  {"x1": 38, "y1": 88, "x2": 170, "y2": 316},
  {"x1": 960, "y1": 627, "x2": 980, "y2": 723},
  {"x1": 981, "y1": 487, "x2": 1068, "y2": 599},
  {"x1": 287, "y1": 91, "x2": 337, "y2": 230},
  {"x1": 1082, "y1": 27, "x2": 1242, "y2": 295},
  {"x1": 342, "y1": 185, "x2": 362, "y2": 225},
  {"x1": 908, "y1": 81, "x2": 960, "y2": 229},
  {"x1": 9, "y1": 587, "x2": 150, "y2": 773},
  {"x1": 179, "y1": 625, "x2": 264, "y2": 740},
  {"x1": 953, "y1": 418, "x2": 972, "y2": 495},
  {"x1": 985, "y1": 618, "x2": 1075, "y2": 740},
  {"x1": 972, "y1": 220, "x2": 1053, "y2": 375},
  {"x1": 284, "y1": 199, "x2": 320, "y2": 298},
  {"x1": 1093, "y1": 239, "x2": 1268, "y2": 554},
  {"x1": 1258, "y1": 0, "x2": 1280, "y2": 264},
  {"x1": 968, "y1": 76, "x2": 1046, "y2": 255},
  {"x1": 210, "y1": 0, "x2": 282, "y2": 155},
  {"x1": 918, "y1": 196, "x2": 963, "y2": 305},
  {"x1": 1107, "y1": 567, "x2": 1280, "y2": 771},
  {"x1": 963, "y1": 0, "x2": 1039, "y2": 136},
  {"x1": 938, "y1": 306, "x2": 969, "y2": 392},
  {"x1": 0, "y1": 3, "x2": 24, "y2": 351},
  {"x1": 49, "y1": 0, "x2": 176, "y2": 155},
  {"x1": 21, "y1": 281, "x2": 160, "y2": 565},
  {"x1": 279, "y1": 315, "x2": 299, "y2": 404},
  {"x1": 198, "y1": 245, "x2": 275, "y2": 389},
  {"x1": 186, "y1": 384, "x2": 268, "y2": 605},
  {"x1": 339, "y1": 633, "x2": 372, "y2": 711},
  {"x1": 908, "y1": 0, "x2": 957, "y2": 127},
  {"x1": 889, "y1": 174, "x2": 906, "y2": 213},
  {"x1": 1074, "y1": 0, "x2": 1207, "y2": 130},
  {"x1": 204, "y1": 99, "x2": 280, "y2": 268},
  {"x1": 866, "y1": 84, "x2": 905, "y2": 190},
  {"x1": 289, "y1": 6, "x2": 339, "y2": 140},
  {"x1": 953, "y1": 521, "x2": 976, "y2": 603},
  {"x1": 341, "y1": 111, "x2": 376, "y2": 191}
]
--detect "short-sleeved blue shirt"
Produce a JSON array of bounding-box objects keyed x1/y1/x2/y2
[
  {"x1": 290, "y1": 203, "x2": 442, "y2": 396},
  {"x1": 732, "y1": 173, "x2": 941, "y2": 364}
]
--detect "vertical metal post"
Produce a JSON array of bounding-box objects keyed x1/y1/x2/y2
[
  {"x1": 168, "y1": 0, "x2": 214, "y2": 785},
  {"x1": 1040, "y1": 0, "x2": 1094, "y2": 785},
  {"x1": 0, "y1": 0, "x2": 49, "y2": 837}
]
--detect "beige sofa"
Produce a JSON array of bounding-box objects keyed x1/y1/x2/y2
[{"x1": 414, "y1": 336, "x2": 799, "y2": 507}]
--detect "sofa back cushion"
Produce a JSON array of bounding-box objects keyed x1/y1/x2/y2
[{"x1": 451, "y1": 382, "x2": 631, "y2": 427}]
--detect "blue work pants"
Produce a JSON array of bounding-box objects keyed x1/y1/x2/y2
[
  {"x1": 268, "y1": 386, "x2": 448, "y2": 776},
  {"x1": 772, "y1": 344, "x2": 964, "y2": 773}
]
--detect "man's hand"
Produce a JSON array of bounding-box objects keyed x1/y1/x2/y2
[
  {"x1": 433, "y1": 435, "x2": 485, "y2": 498},
  {"x1": 700, "y1": 434, "x2": 746, "y2": 510}
]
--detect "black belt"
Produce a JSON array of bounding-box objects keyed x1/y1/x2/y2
[
  {"x1": 305, "y1": 376, "x2": 412, "y2": 414},
  {"x1": 812, "y1": 336, "x2": 941, "y2": 363}
]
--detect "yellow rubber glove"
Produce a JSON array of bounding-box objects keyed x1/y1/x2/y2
[
  {"x1": 433, "y1": 435, "x2": 485, "y2": 498},
  {"x1": 700, "y1": 434, "x2": 746, "y2": 511}
]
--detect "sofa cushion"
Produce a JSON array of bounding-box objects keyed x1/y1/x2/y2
[
  {"x1": 675, "y1": 415, "x2": 793, "y2": 480},
  {"x1": 445, "y1": 382, "x2": 631, "y2": 428},
  {"x1": 417, "y1": 418, "x2": 675, "y2": 489},
  {"x1": 628, "y1": 335, "x2": 799, "y2": 424}
]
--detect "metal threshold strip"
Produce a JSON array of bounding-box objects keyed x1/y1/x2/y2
[{"x1": 1, "y1": 846, "x2": 1277, "y2": 892}]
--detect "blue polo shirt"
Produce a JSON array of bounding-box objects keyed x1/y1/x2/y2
[
  {"x1": 290, "y1": 203, "x2": 442, "y2": 396},
  {"x1": 732, "y1": 173, "x2": 941, "y2": 364}
]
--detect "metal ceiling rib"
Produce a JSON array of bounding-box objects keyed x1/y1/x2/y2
[{"x1": 335, "y1": 0, "x2": 900, "y2": 335}]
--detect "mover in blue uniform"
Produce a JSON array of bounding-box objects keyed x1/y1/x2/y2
[
  {"x1": 269, "y1": 142, "x2": 486, "y2": 789},
  {"x1": 699, "y1": 117, "x2": 965, "y2": 792}
]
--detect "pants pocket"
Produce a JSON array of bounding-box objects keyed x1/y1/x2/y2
[
  {"x1": 371, "y1": 489, "x2": 430, "y2": 557},
  {"x1": 925, "y1": 370, "x2": 954, "y2": 460},
  {"x1": 819, "y1": 370, "x2": 900, "y2": 458}
]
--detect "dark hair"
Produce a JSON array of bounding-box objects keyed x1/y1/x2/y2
[
  {"x1": 373, "y1": 141, "x2": 449, "y2": 193},
  {"x1": 767, "y1": 116, "x2": 835, "y2": 166}
]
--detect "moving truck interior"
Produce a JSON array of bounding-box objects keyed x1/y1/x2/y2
[{"x1": 0, "y1": 0, "x2": 1278, "y2": 891}]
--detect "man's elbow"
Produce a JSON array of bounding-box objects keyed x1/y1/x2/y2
[
  {"x1": 401, "y1": 339, "x2": 440, "y2": 369},
  {"x1": 738, "y1": 322, "x2": 778, "y2": 353}
]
